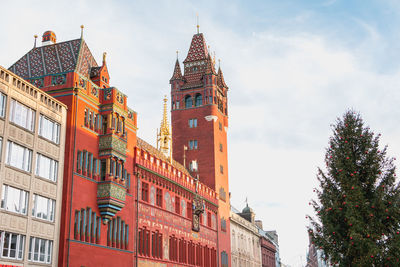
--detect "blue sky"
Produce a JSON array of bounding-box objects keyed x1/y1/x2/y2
[{"x1": 2, "y1": 0, "x2": 400, "y2": 265}]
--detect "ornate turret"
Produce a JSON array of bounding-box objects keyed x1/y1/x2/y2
[{"x1": 157, "y1": 96, "x2": 172, "y2": 159}]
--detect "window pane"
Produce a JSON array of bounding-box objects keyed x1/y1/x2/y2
[
  {"x1": 9, "y1": 233, "x2": 17, "y2": 258},
  {"x1": 2, "y1": 233, "x2": 10, "y2": 257},
  {"x1": 7, "y1": 141, "x2": 32, "y2": 172},
  {"x1": 39, "y1": 115, "x2": 60, "y2": 144}
]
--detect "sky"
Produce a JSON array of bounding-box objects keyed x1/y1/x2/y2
[{"x1": 2, "y1": 0, "x2": 400, "y2": 265}]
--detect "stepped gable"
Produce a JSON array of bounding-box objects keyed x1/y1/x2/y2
[{"x1": 9, "y1": 38, "x2": 98, "y2": 79}]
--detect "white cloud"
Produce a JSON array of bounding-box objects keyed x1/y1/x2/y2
[{"x1": 1, "y1": 1, "x2": 400, "y2": 266}]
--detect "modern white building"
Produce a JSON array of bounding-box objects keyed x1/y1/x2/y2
[{"x1": 0, "y1": 66, "x2": 67, "y2": 266}]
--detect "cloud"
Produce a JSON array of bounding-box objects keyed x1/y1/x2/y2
[{"x1": 2, "y1": 1, "x2": 400, "y2": 266}]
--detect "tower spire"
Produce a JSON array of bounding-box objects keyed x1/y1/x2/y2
[
  {"x1": 33, "y1": 35, "x2": 38, "y2": 48},
  {"x1": 196, "y1": 13, "x2": 200, "y2": 34},
  {"x1": 157, "y1": 96, "x2": 172, "y2": 159},
  {"x1": 80, "y1": 25, "x2": 84, "y2": 38}
]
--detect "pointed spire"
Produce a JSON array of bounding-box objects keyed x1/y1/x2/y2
[
  {"x1": 217, "y1": 65, "x2": 228, "y2": 89},
  {"x1": 157, "y1": 96, "x2": 172, "y2": 158},
  {"x1": 80, "y1": 25, "x2": 84, "y2": 38},
  {"x1": 183, "y1": 33, "x2": 208, "y2": 63},
  {"x1": 204, "y1": 54, "x2": 216, "y2": 75},
  {"x1": 196, "y1": 13, "x2": 200, "y2": 34},
  {"x1": 33, "y1": 35, "x2": 38, "y2": 48},
  {"x1": 103, "y1": 52, "x2": 107, "y2": 65},
  {"x1": 170, "y1": 58, "x2": 183, "y2": 81}
]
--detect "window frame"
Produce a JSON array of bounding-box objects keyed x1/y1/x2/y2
[
  {"x1": 32, "y1": 194, "x2": 56, "y2": 222},
  {"x1": 9, "y1": 99, "x2": 36, "y2": 132},
  {"x1": 1, "y1": 184, "x2": 28, "y2": 215},
  {"x1": 6, "y1": 140, "x2": 32, "y2": 172},
  {"x1": 0, "y1": 231, "x2": 25, "y2": 260},
  {"x1": 28, "y1": 237, "x2": 53, "y2": 264},
  {"x1": 36, "y1": 153, "x2": 58, "y2": 182},
  {"x1": 38, "y1": 114, "x2": 60, "y2": 144}
]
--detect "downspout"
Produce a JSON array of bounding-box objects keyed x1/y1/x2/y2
[
  {"x1": 134, "y1": 170, "x2": 140, "y2": 267},
  {"x1": 67, "y1": 87, "x2": 79, "y2": 267},
  {"x1": 216, "y1": 210, "x2": 220, "y2": 267}
]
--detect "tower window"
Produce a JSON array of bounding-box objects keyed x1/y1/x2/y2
[
  {"x1": 219, "y1": 143, "x2": 223, "y2": 152},
  {"x1": 195, "y1": 94, "x2": 202, "y2": 107},
  {"x1": 185, "y1": 95, "x2": 193, "y2": 108},
  {"x1": 189, "y1": 119, "x2": 197, "y2": 128},
  {"x1": 142, "y1": 182, "x2": 149, "y2": 202},
  {"x1": 219, "y1": 122, "x2": 222, "y2": 131},
  {"x1": 220, "y1": 165, "x2": 224, "y2": 174},
  {"x1": 189, "y1": 140, "x2": 198, "y2": 150},
  {"x1": 156, "y1": 188, "x2": 163, "y2": 207}
]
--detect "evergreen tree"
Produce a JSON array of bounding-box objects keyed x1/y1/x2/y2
[{"x1": 307, "y1": 111, "x2": 400, "y2": 266}]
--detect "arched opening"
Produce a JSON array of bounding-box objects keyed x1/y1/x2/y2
[
  {"x1": 185, "y1": 95, "x2": 193, "y2": 108},
  {"x1": 195, "y1": 93, "x2": 202, "y2": 107}
]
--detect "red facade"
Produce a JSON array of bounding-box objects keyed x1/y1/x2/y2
[
  {"x1": 170, "y1": 32, "x2": 231, "y2": 267},
  {"x1": 9, "y1": 29, "x2": 230, "y2": 266},
  {"x1": 261, "y1": 237, "x2": 276, "y2": 267}
]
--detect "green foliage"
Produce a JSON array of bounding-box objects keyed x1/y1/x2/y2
[{"x1": 307, "y1": 111, "x2": 400, "y2": 266}]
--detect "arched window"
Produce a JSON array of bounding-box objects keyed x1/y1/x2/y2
[
  {"x1": 185, "y1": 95, "x2": 193, "y2": 108},
  {"x1": 195, "y1": 94, "x2": 202, "y2": 107}
]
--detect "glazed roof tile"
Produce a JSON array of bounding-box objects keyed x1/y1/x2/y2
[
  {"x1": 9, "y1": 39, "x2": 98, "y2": 79},
  {"x1": 170, "y1": 59, "x2": 183, "y2": 81},
  {"x1": 183, "y1": 33, "x2": 208, "y2": 63}
]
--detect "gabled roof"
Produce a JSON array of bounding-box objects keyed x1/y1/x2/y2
[
  {"x1": 183, "y1": 33, "x2": 209, "y2": 63},
  {"x1": 9, "y1": 38, "x2": 98, "y2": 79},
  {"x1": 170, "y1": 59, "x2": 183, "y2": 81}
]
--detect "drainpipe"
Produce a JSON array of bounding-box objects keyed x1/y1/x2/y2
[{"x1": 67, "y1": 87, "x2": 79, "y2": 267}]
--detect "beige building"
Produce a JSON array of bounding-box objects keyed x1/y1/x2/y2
[
  {"x1": 231, "y1": 205, "x2": 262, "y2": 267},
  {"x1": 0, "y1": 66, "x2": 66, "y2": 266}
]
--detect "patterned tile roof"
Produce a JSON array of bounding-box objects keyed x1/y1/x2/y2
[
  {"x1": 183, "y1": 33, "x2": 208, "y2": 63},
  {"x1": 170, "y1": 59, "x2": 183, "y2": 81},
  {"x1": 9, "y1": 39, "x2": 98, "y2": 79}
]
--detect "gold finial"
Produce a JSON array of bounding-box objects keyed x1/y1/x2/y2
[
  {"x1": 103, "y1": 52, "x2": 107, "y2": 65},
  {"x1": 212, "y1": 51, "x2": 216, "y2": 65},
  {"x1": 176, "y1": 50, "x2": 179, "y2": 59},
  {"x1": 34, "y1": 35, "x2": 38, "y2": 48},
  {"x1": 218, "y1": 59, "x2": 221, "y2": 69},
  {"x1": 157, "y1": 95, "x2": 171, "y2": 158},
  {"x1": 80, "y1": 25, "x2": 84, "y2": 38},
  {"x1": 196, "y1": 13, "x2": 200, "y2": 34}
]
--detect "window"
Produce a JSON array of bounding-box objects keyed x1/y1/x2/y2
[
  {"x1": 207, "y1": 212, "x2": 212, "y2": 227},
  {"x1": 219, "y1": 122, "x2": 222, "y2": 131},
  {"x1": 28, "y1": 237, "x2": 53, "y2": 264},
  {"x1": 189, "y1": 140, "x2": 198, "y2": 150},
  {"x1": 185, "y1": 95, "x2": 193, "y2": 108},
  {"x1": 195, "y1": 94, "x2": 202, "y2": 107},
  {"x1": 39, "y1": 114, "x2": 60, "y2": 144},
  {"x1": 0, "y1": 92, "x2": 6, "y2": 118},
  {"x1": 0, "y1": 231, "x2": 25, "y2": 260},
  {"x1": 156, "y1": 188, "x2": 162, "y2": 207},
  {"x1": 6, "y1": 141, "x2": 32, "y2": 172},
  {"x1": 10, "y1": 99, "x2": 35, "y2": 131},
  {"x1": 189, "y1": 118, "x2": 197, "y2": 128},
  {"x1": 176, "y1": 101, "x2": 180, "y2": 109},
  {"x1": 175, "y1": 196, "x2": 180, "y2": 215},
  {"x1": 142, "y1": 182, "x2": 149, "y2": 202},
  {"x1": 36, "y1": 154, "x2": 58, "y2": 182},
  {"x1": 220, "y1": 165, "x2": 224, "y2": 174},
  {"x1": 219, "y1": 143, "x2": 223, "y2": 152},
  {"x1": 32, "y1": 194, "x2": 55, "y2": 222},
  {"x1": 1, "y1": 185, "x2": 28, "y2": 215}
]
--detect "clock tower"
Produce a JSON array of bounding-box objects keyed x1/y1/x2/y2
[{"x1": 170, "y1": 31, "x2": 231, "y2": 266}]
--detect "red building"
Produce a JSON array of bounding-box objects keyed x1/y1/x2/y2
[
  {"x1": 170, "y1": 31, "x2": 231, "y2": 267},
  {"x1": 261, "y1": 237, "x2": 276, "y2": 267},
  {"x1": 9, "y1": 28, "x2": 230, "y2": 266}
]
